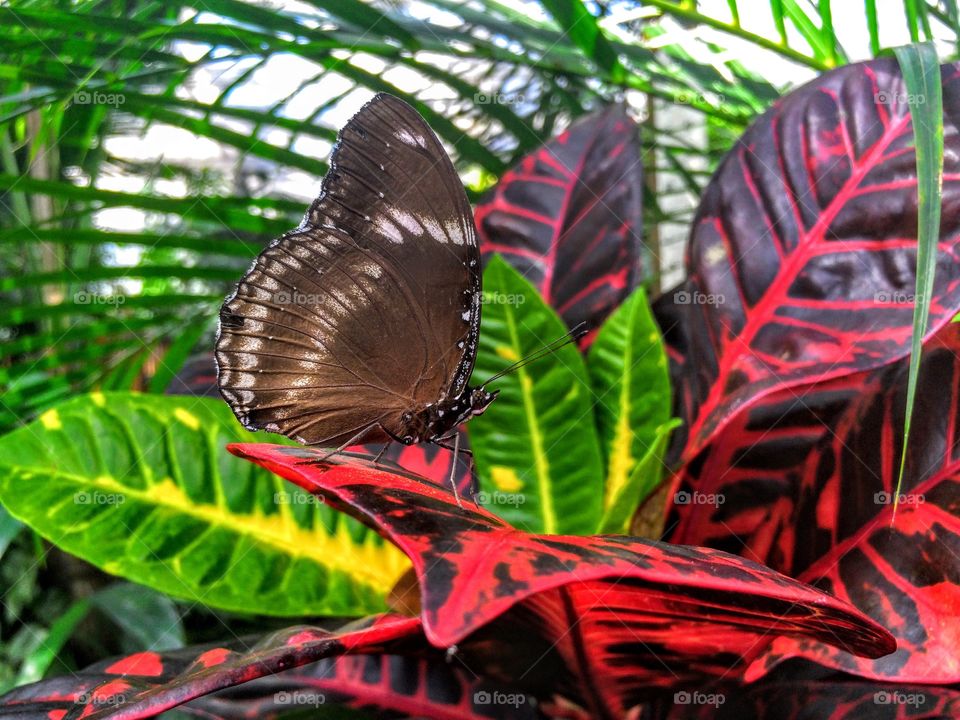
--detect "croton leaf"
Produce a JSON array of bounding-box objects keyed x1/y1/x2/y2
[
  {"x1": 741, "y1": 322, "x2": 960, "y2": 682},
  {"x1": 671, "y1": 320, "x2": 960, "y2": 683},
  {"x1": 0, "y1": 393, "x2": 408, "y2": 616},
  {"x1": 651, "y1": 282, "x2": 697, "y2": 466},
  {"x1": 476, "y1": 104, "x2": 644, "y2": 345},
  {"x1": 588, "y1": 286, "x2": 674, "y2": 532},
  {"x1": 165, "y1": 353, "x2": 477, "y2": 498},
  {"x1": 468, "y1": 255, "x2": 604, "y2": 535},
  {"x1": 0, "y1": 614, "x2": 423, "y2": 720},
  {"x1": 676, "y1": 57, "x2": 960, "y2": 463},
  {"x1": 230, "y1": 444, "x2": 895, "y2": 717},
  {"x1": 658, "y1": 680, "x2": 960, "y2": 719},
  {"x1": 350, "y1": 440, "x2": 475, "y2": 499},
  {"x1": 188, "y1": 655, "x2": 538, "y2": 719},
  {"x1": 668, "y1": 371, "x2": 866, "y2": 563}
]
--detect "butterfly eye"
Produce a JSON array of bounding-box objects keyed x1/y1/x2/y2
[{"x1": 402, "y1": 434, "x2": 414, "y2": 444}]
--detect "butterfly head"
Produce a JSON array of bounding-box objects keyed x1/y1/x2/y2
[{"x1": 468, "y1": 387, "x2": 499, "y2": 417}]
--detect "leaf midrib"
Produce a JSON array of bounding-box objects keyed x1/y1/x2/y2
[
  {"x1": 502, "y1": 289, "x2": 555, "y2": 534},
  {"x1": 1, "y1": 462, "x2": 406, "y2": 593},
  {"x1": 607, "y1": 300, "x2": 637, "y2": 507}
]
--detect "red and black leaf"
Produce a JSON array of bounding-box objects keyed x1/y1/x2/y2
[
  {"x1": 672, "y1": 319, "x2": 960, "y2": 684},
  {"x1": 658, "y1": 680, "x2": 960, "y2": 719},
  {"x1": 350, "y1": 438, "x2": 475, "y2": 499},
  {"x1": 667, "y1": 370, "x2": 867, "y2": 564},
  {"x1": 475, "y1": 105, "x2": 644, "y2": 344},
  {"x1": 739, "y1": 322, "x2": 960, "y2": 683},
  {"x1": 0, "y1": 615, "x2": 423, "y2": 720},
  {"x1": 230, "y1": 444, "x2": 895, "y2": 717},
  {"x1": 185, "y1": 654, "x2": 539, "y2": 719},
  {"x1": 675, "y1": 57, "x2": 960, "y2": 463},
  {"x1": 652, "y1": 282, "x2": 696, "y2": 466}
]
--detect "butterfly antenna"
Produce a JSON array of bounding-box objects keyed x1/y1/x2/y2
[{"x1": 483, "y1": 322, "x2": 587, "y2": 385}]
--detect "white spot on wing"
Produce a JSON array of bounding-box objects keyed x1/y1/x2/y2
[
  {"x1": 387, "y1": 207, "x2": 424, "y2": 236},
  {"x1": 445, "y1": 219, "x2": 466, "y2": 245},
  {"x1": 374, "y1": 216, "x2": 403, "y2": 244},
  {"x1": 395, "y1": 127, "x2": 426, "y2": 148}
]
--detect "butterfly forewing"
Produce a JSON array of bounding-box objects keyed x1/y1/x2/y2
[{"x1": 216, "y1": 94, "x2": 481, "y2": 446}]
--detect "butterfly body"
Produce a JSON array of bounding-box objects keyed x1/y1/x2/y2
[
  {"x1": 216, "y1": 93, "x2": 495, "y2": 459},
  {"x1": 398, "y1": 386, "x2": 499, "y2": 445}
]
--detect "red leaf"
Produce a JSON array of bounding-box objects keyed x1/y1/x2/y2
[
  {"x1": 476, "y1": 105, "x2": 644, "y2": 345},
  {"x1": 0, "y1": 615, "x2": 422, "y2": 720},
  {"x1": 661, "y1": 680, "x2": 960, "y2": 719},
  {"x1": 230, "y1": 443, "x2": 895, "y2": 716},
  {"x1": 349, "y1": 436, "x2": 475, "y2": 497},
  {"x1": 672, "y1": 318, "x2": 960, "y2": 683},
  {"x1": 676, "y1": 58, "x2": 960, "y2": 463},
  {"x1": 186, "y1": 655, "x2": 538, "y2": 719},
  {"x1": 740, "y1": 323, "x2": 960, "y2": 683}
]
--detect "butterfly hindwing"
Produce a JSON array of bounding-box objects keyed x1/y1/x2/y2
[{"x1": 216, "y1": 94, "x2": 481, "y2": 446}]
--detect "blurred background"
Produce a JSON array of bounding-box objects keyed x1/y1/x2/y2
[{"x1": 0, "y1": 0, "x2": 957, "y2": 696}]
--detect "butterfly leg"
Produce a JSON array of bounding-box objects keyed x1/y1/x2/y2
[
  {"x1": 448, "y1": 431, "x2": 463, "y2": 510},
  {"x1": 371, "y1": 441, "x2": 391, "y2": 464},
  {"x1": 297, "y1": 424, "x2": 380, "y2": 466},
  {"x1": 434, "y1": 439, "x2": 473, "y2": 457}
]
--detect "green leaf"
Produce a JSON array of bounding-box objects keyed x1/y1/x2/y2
[
  {"x1": 539, "y1": 0, "x2": 625, "y2": 82},
  {"x1": 299, "y1": 0, "x2": 419, "y2": 49},
  {"x1": 892, "y1": 42, "x2": 944, "y2": 514},
  {"x1": 91, "y1": 583, "x2": 185, "y2": 652},
  {"x1": 0, "y1": 393, "x2": 408, "y2": 616},
  {"x1": 587, "y1": 288, "x2": 672, "y2": 512},
  {"x1": 0, "y1": 504, "x2": 23, "y2": 561},
  {"x1": 468, "y1": 256, "x2": 604, "y2": 535},
  {"x1": 147, "y1": 317, "x2": 213, "y2": 394},
  {"x1": 14, "y1": 599, "x2": 90, "y2": 687},
  {"x1": 597, "y1": 420, "x2": 679, "y2": 535}
]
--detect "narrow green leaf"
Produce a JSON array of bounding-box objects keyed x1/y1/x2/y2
[
  {"x1": 597, "y1": 420, "x2": 679, "y2": 535},
  {"x1": 587, "y1": 288, "x2": 673, "y2": 512},
  {"x1": 905, "y1": 0, "x2": 921, "y2": 41},
  {"x1": 14, "y1": 599, "x2": 90, "y2": 686},
  {"x1": 0, "y1": 393, "x2": 409, "y2": 616},
  {"x1": 892, "y1": 42, "x2": 944, "y2": 515},
  {"x1": 866, "y1": 0, "x2": 880, "y2": 56},
  {"x1": 147, "y1": 317, "x2": 213, "y2": 395},
  {"x1": 91, "y1": 583, "x2": 185, "y2": 651},
  {"x1": 299, "y1": 0, "x2": 419, "y2": 49},
  {"x1": 0, "y1": 505, "x2": 23, "y2": 561},
  {"x1": 538, "y1": 0, "x2": 626, "y2": 82},
  {"x1": 468, "y1": 257, "x2": 604, "y2": 535}
]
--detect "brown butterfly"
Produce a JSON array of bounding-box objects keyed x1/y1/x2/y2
[{"x1": 215, "y1": 94, "x2": 504, "y2": 500}]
